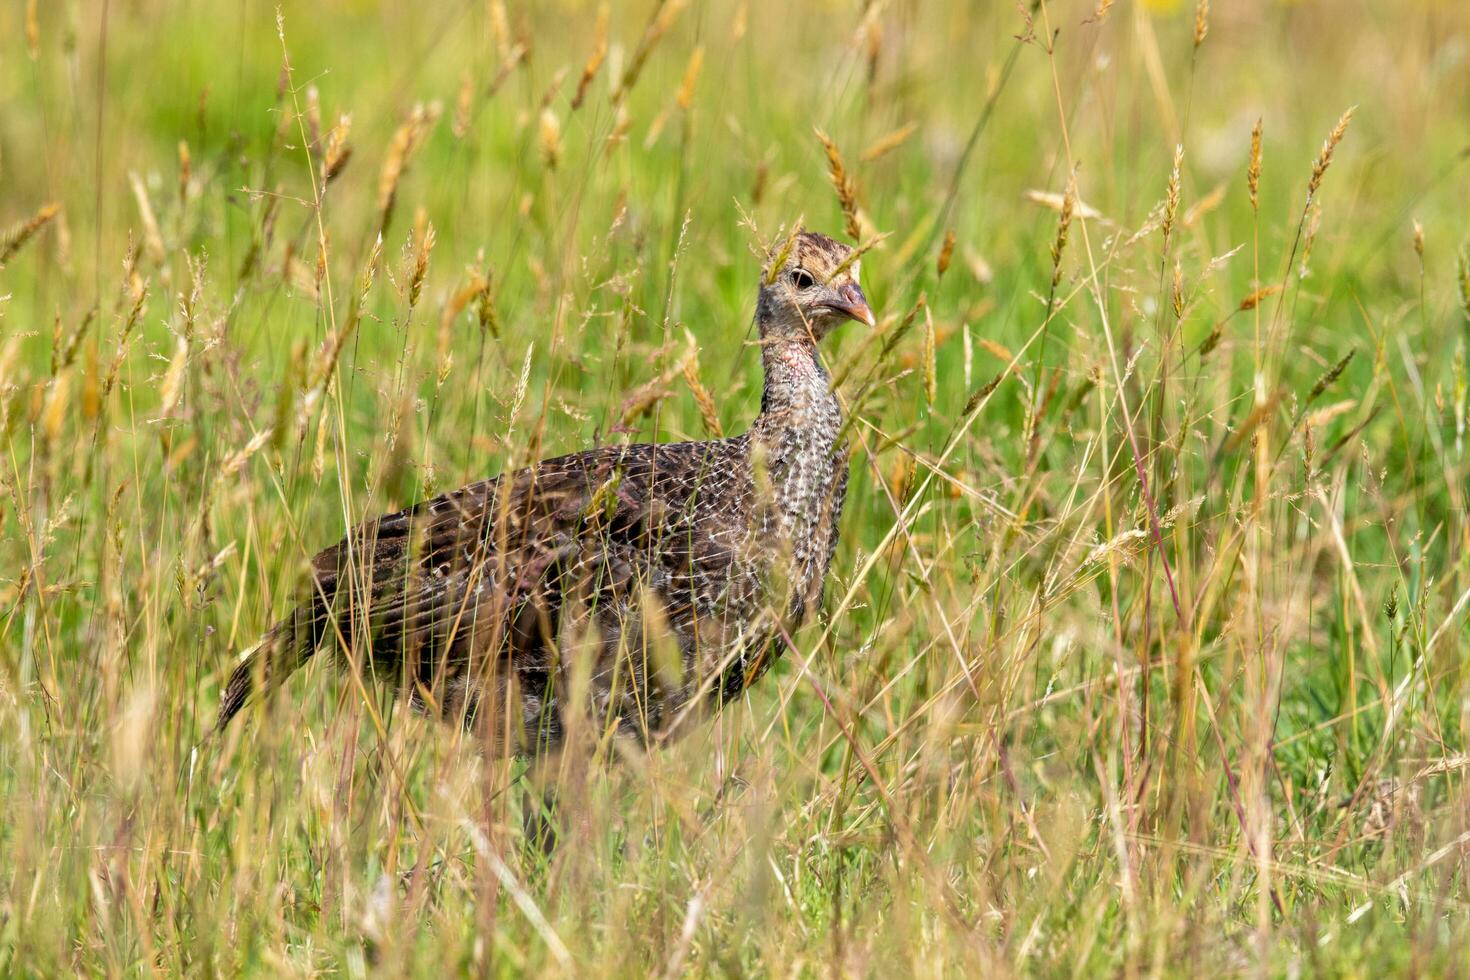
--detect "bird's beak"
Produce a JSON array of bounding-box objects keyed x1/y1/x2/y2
[{"x1": 821, "y1": 282, "x2": 876, "y2": 328}]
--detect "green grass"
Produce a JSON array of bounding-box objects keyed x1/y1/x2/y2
[{"x1": 3, "y1": 0, "x2": 1470, "y2": 974}]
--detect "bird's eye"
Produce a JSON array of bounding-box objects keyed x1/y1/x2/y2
[{"x1": 790, "y1": 269, "x2": 816, "y2": 290}]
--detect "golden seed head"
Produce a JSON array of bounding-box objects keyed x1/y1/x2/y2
[
  {"x1": 1308, "y1": 106, "x2": 1355, "y2": 202},
  {"x1": 815, "y1": 129, "x2": 862, "y2": 241}
]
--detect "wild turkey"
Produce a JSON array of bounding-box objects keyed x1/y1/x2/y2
[{"x1": 215, "y1": 230, "x2": 873, "y2": 755}]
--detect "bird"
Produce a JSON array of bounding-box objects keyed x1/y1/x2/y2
[{"x1": 214, "y1": 230, "x2": 874, "y2": 757}]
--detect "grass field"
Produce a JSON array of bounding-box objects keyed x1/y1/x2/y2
[{"x1": 4, "y1": 0, "x2": 1470, "y2": 974}]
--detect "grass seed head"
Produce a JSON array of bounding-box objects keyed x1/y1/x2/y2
[
  {"x1": 1307, "y1": 349, "x2": 1355, "y2": 405},
  {"x1": 1050, "y1": 175, "x2": 1077, "y2": 290},
  {"x1": 1457, "y1": 246, "x2": 1470, "y2": 324},
  {"x1": 539, "y1": 108, "x2": 562, "y2": 170},
  {"x1": 572, "y1": 3, "x2": 610, "y2": 110},
  {"x1": 860, "y1": 122, "x2": 917, "y2": 164},
  {"x1": 937, "y1": 229, "x2": 956, "y2": 279},
  {"x1": 682, "y1": 355, "x2": 723, "y2": 438},
  {"x1": 676, "y1": 46, "x2": 704, "y2": 111},
  {"x1": 453, "y1": 71, "x2": 475, "y2": 137},
  {"x1": 409, "y1": 222, "x2": 435, "y2": 310},
  {"x1": 614, "y1": 0, "x2": 688, "y2": 106},
  {"x1": 321, "y1": 113, "x2": 353, "y2": 185},
  {"x1": 1308, "y1": 106, "x2": 1355, "y2": 203},
  {"x1": 0, "y1": 201, "x2": 60, "y2": 266},
  {"x1": 1248, "y1": 118, "x2": 1263, "y2": 212},
  {"x1": 815, "y1": 129, "x2": 863, "y2": 241},
  {"x1": 1162, "y1": 145, "x2": 1184, "y2": 252},
  {"x1": 377, "y1": 102, "x2": 441, "y2": 233}
]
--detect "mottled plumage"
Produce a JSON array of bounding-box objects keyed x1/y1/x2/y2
[{"x1": 216, "y1": 231, "x2": 873, "y2": 754}]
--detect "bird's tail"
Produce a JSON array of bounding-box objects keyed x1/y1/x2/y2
[{"x1": 214, "y1": 621, "x2": 313, "y2": 734}]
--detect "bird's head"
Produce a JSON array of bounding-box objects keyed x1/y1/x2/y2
[{"x1": 757, "y1": 230, "x2": 875, "y2": 343}]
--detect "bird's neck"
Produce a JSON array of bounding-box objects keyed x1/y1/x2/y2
[{"x1": 758, "y1": 338, "x2": 840, "y2": 431}]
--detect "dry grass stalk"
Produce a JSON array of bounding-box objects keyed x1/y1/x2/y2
[
  {"x1": 377, "y1": 102, "x2": 442, "y2": 233},
  {"x1": 614, "y1": 0, "x2": 688, "y2": 106},
  {"x1": 321, "y1": 113, "x2": 353, "y2": 184},
  {"x1": 177, "y1": 142, "x2": 192, "y2": 204},
  {"x1": 157, "y1": 336, "x2": 190, "y2": 446},
  {"x1": 1299, "y1": 202, "x2": 1322, "y2": 278},
  {"x1": 25, "y1": 0, "x2": 39, "y2": 58},
  {"x1": 571, "y1": 4, "x2": 610, "y2": 110},
  {"x1": 1050, "y1": 176, "x2": 1076, "y2": 291},
  {"x1": 283, "y1": 243, "x2": 319, "y2": 301},
  {"x1": 619, "y1": 340, "x2": 699, "y2": 429},
  {"x1": 409, "y1": 222, "x2": 435, "y2": 310},
  {"x1": 681, "y1": 357, "x2": 723, "y2": 437},
  {"x1": 1248, "y1": 118, "x2": 1263, "y2": 211},
  {"x1": 538, "y1": 67, "x2": 570, "y2": 111},
  {"x1": 922, "y1": 308, "x2": 937, "y2": 407},
  {"x1": 487, "y1": 43, "x2": 529, "y2": 101},
  {"x1": 676, "y1": 46, "x2": 704, "y2": 111},
  {"x1": 815, "y1": 129, "x2": 862, "y2": 241},
  {"x1": 764, "y1": 224, "x2": 803, "y2": 286},
  {"x1": 271, "y1": 340, "x2": 307, "y2": 452},
  {"x1": 1024, "y1": 188, "x2": 1103, "y2": 221},
  {"x1": 129, "y1": 174, "x2": 166, "y2": 267},
  {"x1": 1238, "y1": 284, "x2": 1282, "y2": 312},
  {"x1": 304, "y1": 86, "x2": 323, "y2": 151},
  {"x1": 730, "y1": 1, "x2": 748, "y2": 42},
  {"x1": 828, "y1": 232, "x2": 887, "y2": 284},
  {"x1": 1457, "y1": 247, "x2": 1470, "y2": 323},
  {"x1": 476, "y1": 265, "x2": 500, "y2": 339},
  {"x1": 937, "y1": 230, "x2": 956, "y2": 279},
  {"x1": 877, "y1": 292, "x2": 926, "y2": 364},
  {"x1": 347, "y1": 235, "x2": 382, "y2": 330},
  {"x1": 103, "y1": 278, "x2": 148, "y2": 398},
  {"x1": 858, "y1": 5, "x2": 883, "y2": 88},
  {"x1": 1161, "y1": 145, "x2": 1184, "y2": 253},
  {"x1": 440, "y1": 268, "x2": 493, "y2": 352},
  {"x1": 539, "y1": 109, "x2": 562, "y2": 170},
  {"x1": 50, "y1": 308, "x2": 96, "y2": 376},
  {"x1": 1091, "y1": 0, "x2": 1116, "y2": 22},
  {"x1": 605, "y1": 105, "x2": 633, "y2": 155},
  {"x1": 860, "y1": 122, "x2": 918, "y2": 163},
  {"x1": 0, "y1": 201, "x2": 60, "y2": 266},
  {"x1": 1183, "y1": 182, "x2": 1227, "y2": 227},
  {"x1": 1306, "y1": 350, "x2": 1355, "y2": 406},
  {"x1": 1193, "y1": 0, "x2": 1209, "y2": 49},
  {"x1": 1307, "y1": 106, "x2": 1355, "y2": 204},
  {"x1": 453, "y1": 70, "x2": 475, "y2": 137}
]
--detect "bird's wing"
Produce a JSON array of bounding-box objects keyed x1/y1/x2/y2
[{"x1": 293, "y1": 440, "x2": 743, "y2": 679}]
